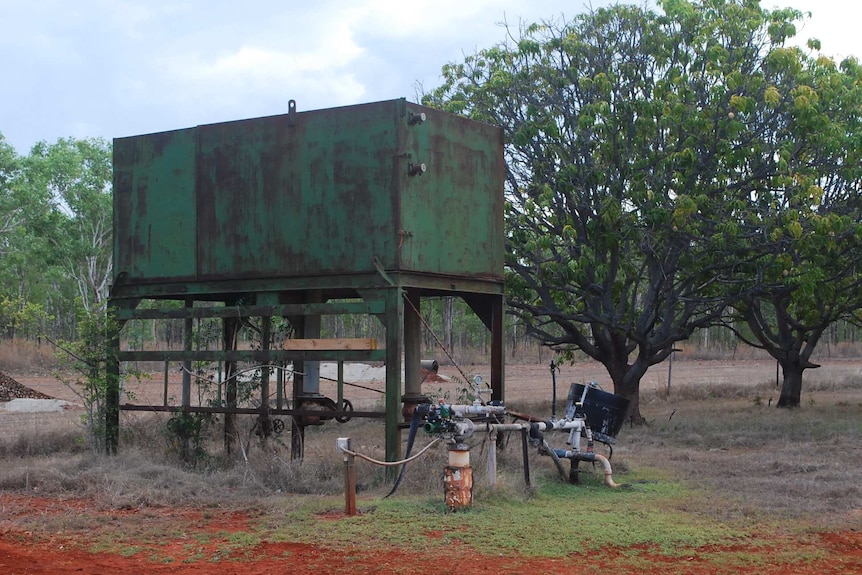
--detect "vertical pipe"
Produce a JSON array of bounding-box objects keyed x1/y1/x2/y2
[
  {"x1": 384, "y1": 287, "x2": 403, "y2": 476},
  {"x1": 402, "y1": 290, "x2": 425, "y2": 418},
  {"x1": 182, "y1": 297, "x2": 193, "y2": 408},
  {"x1": 550, "y1": 360, "x2": 557, "y2": 420},
  {"x1": 521, "y1": 427, "x2": 531, "y2": 488},
  {"x1": 487, "y1": 429, "x2": 498, "y2": 487},
  {"x1": 259, "y1": 315, "x2": 272, "y2": 437},
  {"x1": 105, "y1": 300, "x2": 121, "y2": 455},
  {"x1": 342, "y1": 437, "x2": 357, "y2": 516},
  {"x1": 490, "y1": 294, "x2": 505, "y2": 403},
  {"x1": 163, "y1": 360, "x2": 169, "y2": 407},
  {"x1": 217, "y1": 360, "x2": 223, "y2": 407},
  {"x1": 444, "y1": 444, "x2": 472, "y2": 511},
  {"x1": 290, "y1": 314, "x2": 305, "y2": 461},
  {"x1": 276, "y1": 362, "x2": 283, "y2": 410},
  {"x1": 337, "y1": 361, "x2": 344, "y2": 409},
  {"x1": 223, "y1": 315, "x2": 239, "y2": 455},
  {"x1": 404, "y1": 290, "x2": 421, "y2": 396},
  {"x1": 303, "y1": 290, "x2": 321, "y2": 395}
]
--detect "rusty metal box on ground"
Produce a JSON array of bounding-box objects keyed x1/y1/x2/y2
[{"x1": 112, "y1": 99, "x2": 504, "y2": 293}]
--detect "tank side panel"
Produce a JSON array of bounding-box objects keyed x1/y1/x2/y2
[
  {"x1": 195, "y1": 102, "x2": 401, "y2": 279},
  {"x1": 113, "y1": 129, "x2": 197, "y2": 283},
  {"x1": 399, "y1": 105, "x2": 505, "y2": 280}
]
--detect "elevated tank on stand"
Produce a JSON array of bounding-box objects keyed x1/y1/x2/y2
[{"x1": 108, "y1": 98, "x2": 506, "y2": 465}]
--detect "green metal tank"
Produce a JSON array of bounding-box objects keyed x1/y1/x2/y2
[{"x1": 112, "y1": 98, "x2": 504, "y2": 293}]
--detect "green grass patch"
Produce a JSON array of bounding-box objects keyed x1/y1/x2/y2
[{"x1": 264, "y1": 467, "x2": 751, "y2": 558}]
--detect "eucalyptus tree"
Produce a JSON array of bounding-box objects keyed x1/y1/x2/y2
[
  {"x1": 423, "y1": 0, "x2": 812, "y2": 422},
  {"x1": 0, "y1": 134, "x2": 62, "y2": 340},
  {"x1": 25, "y1": 138, "x2": 113, "y2": 314},
  {"x1": 0, "y1": 134, "x2": 21, "y2": 253}
]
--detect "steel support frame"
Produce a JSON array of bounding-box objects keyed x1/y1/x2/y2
[{"x1": 106, "y1": 283, "x2": 505, "y2": 462}]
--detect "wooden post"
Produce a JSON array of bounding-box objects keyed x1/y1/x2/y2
[{"x1": 339, "y1": 437, "x2": 357, "y2": 516}]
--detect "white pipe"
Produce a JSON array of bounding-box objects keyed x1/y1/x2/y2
[
  {"x1": 435, "y1": 418, "x2": 621, "y2": 488},
  {"x1": 533, "y1": 419, "x2": 583, "y2": 432},
  {"x1": 593, "y1": 453, "x2": 620, "y2": 488},
  {"x1": 487, "y1": 429, "x2": 497, "y2": 486},
  {"x1": 449, "y1": 404, "x2": 507, "y2": 416}
]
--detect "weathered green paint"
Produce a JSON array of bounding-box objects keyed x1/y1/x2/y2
[
  {"x1": 116, "y1": 349, "x2": 386, "y2": 363},
  {"x1": 109, "y1": 98, "x2": 506, "y2": 464},
  {"x1": 113, "y1": 301, "x2": 385, "y2": 320},
  {"x1": 113, "y1": 128, "x2": 197, "y2": 281},
  {"x1": 112, "y1": 99, "x2": 504, "y2": 291}
]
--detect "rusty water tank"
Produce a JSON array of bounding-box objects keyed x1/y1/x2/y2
[{"x1": 111, "y1": 98, "x2": 504, "y2": 296}]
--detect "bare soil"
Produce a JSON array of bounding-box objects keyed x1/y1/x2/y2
[
  {"x1": 11, "y1": 357, "x2": 861, "y2": 406},
  {"x1": 2, "y1": 359, "x2": 861, "y2": 574},
  {"x1": 0, "y1": 491, "x2": 860, "y2": 575}
]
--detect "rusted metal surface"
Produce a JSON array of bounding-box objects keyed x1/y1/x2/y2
[
  {"x1": 118, "y1": 404, "x2": 383, "y2": 418},
  {"x1": 112, "y1": 99, "x2": 504, "y2": 293},
  {"x1": 444, "y1": 465, "x2": 473, "y2": 511},
  {"x1": 108, "y1": 99, "x2": 507, "y2": 462}
]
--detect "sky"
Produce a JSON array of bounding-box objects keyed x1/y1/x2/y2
[{"x1": 0, "y1": 0, "x2": 859, "y2": 155}]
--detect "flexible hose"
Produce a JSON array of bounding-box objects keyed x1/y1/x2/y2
[
  {"x1": 384, "y1": 406, "x2": 424, "y2": 498},
  {"x1": 342, "y1": 437, "x2": 442, "y2": 467}
]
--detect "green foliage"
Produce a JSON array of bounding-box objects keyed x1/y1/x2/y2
[
  {"x1": 25, "y1": 137, "x2": 113, "y2": 313},
  {"x1": 55, "y1": 307, "x2": 135, "y2": 454},
  {"x1": 422, "y1": 0, "x2": 862, "y2": 414},
  {"x1": 0, "y1": 134, "x2": 112, "y2": 343},
  {"x1": 165, "y1": 413, "x2": 217, "y2": 467},
  {"x1": 0, "y1": 296, "x2": 52, "y2": 340}
]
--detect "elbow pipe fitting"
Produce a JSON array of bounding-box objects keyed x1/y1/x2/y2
[
  {"x1": 528, "y1": 422, "x2": 544, "y2": 446},
  {"x1": 576, "y1": 452, "x2": 620, "y2": 488},
  {"x1": 546, "y1": 451, "x2": 620, "y2": 489}
]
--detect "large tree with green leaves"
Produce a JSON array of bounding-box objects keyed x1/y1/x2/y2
[
  {"x1": 720, "y1": 52, "x2": 862, "y2": 407},
  {"x1": 0, "y1": 136, "x2": 113, "y2": 342},
  {"x1": 423, "y1": 0, "x2": 842, "y2": 421}
]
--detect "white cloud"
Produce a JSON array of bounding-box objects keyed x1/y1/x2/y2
[
  {"x1": 148, "y1": 12, "x2": 369, "y2": 116},
  {"x1": 2, "y1": 0, "x2": 861, "y2": 153},
  {"x1": 781, "y1": 1, "x2": 860, "y2": 61}
]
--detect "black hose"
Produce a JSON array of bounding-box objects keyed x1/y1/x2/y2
[{"x1": 384, "y1": 405, "x2": 426, "y2": 498}]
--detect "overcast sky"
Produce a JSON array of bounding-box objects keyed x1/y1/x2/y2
[{"x1": 0, "y1": 0, "x2": 858, "y2": 154}]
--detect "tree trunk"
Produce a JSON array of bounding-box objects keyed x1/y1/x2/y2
[
  {"x1": 777, "y1": 361, "x2": 805, "y2": 408},
  {"x1": 443, "y1": 297, "x2": 455, "y2": 354},
  {"x1": 606, "y1": 359, "x2": 647, "y2": 425}
]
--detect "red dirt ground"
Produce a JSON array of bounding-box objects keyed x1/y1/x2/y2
[{"x1": 1, "y1": 493, "x2": 861, "y2": 574}]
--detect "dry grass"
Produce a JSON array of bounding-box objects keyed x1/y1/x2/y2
[
  {"x1": 618, "y1": 386, "x2": 862, "y2": 528},
  {"x1": 0, "y1": 373, "x2": 860, "y2": 530},
  {"x1": 0, "y1": 340, "x2": 60, "y2": 374}
]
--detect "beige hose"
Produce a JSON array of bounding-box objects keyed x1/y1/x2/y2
[{"x1": 342, "y1": 437, "x2": 442, "y2": 467}]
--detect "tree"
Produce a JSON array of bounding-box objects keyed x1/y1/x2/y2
[
  {"x1": 423, "y1": 0, "x2": 814, "y2": 422},
  {"x1": 25, "y1": 138, "x2": 113, "y2": 313},
  {"x1": 721, "y1": 52, "x2": 862, "y2": 407},
  {"x1": 0, "y1": 134, "x2": 22, "y2": 252},
  {"x1": 0, "y1": 133, "x2": 64, "y2": 340}
]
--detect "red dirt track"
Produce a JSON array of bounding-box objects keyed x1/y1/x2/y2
[{"x1": 1, "y1": 492, "x2": 861, "y2": 575}]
